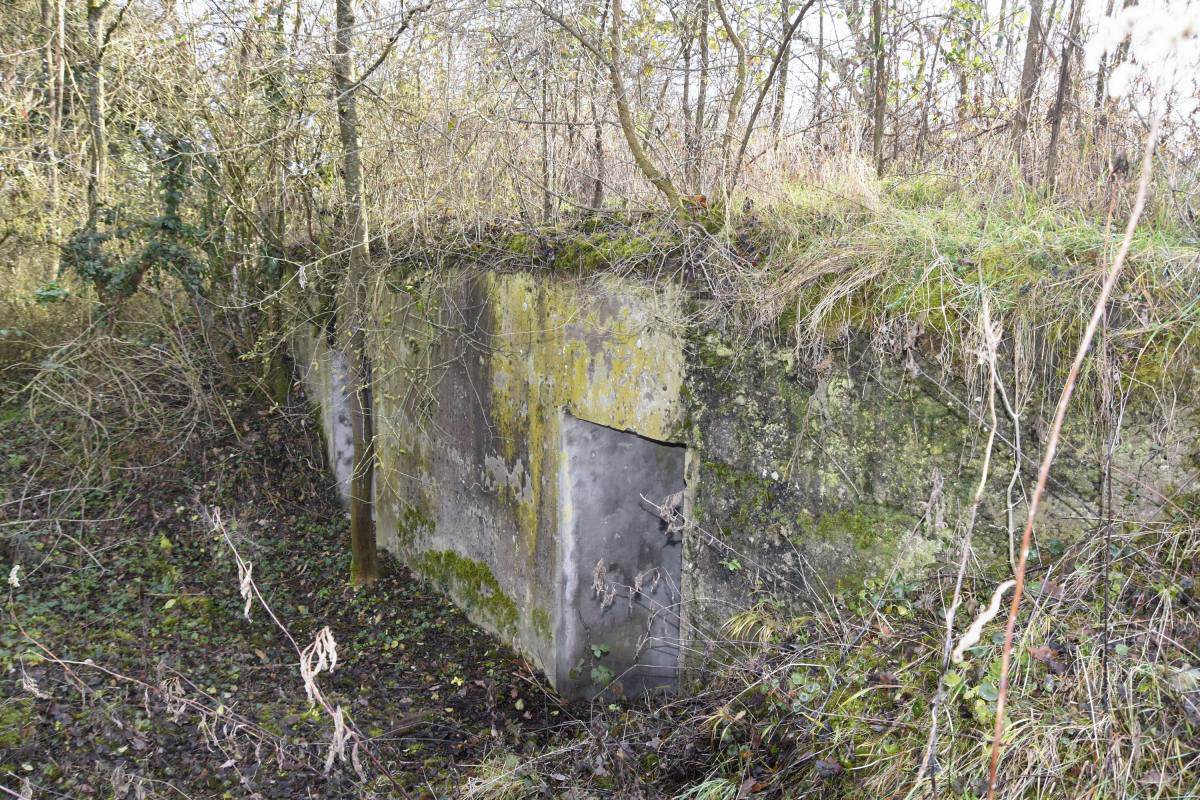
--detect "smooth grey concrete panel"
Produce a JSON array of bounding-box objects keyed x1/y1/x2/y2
[
  {"x1": 327, "y1": 349, "x2": 354, "y2": 504},
  {"x1": 558, "y1": 414, "x2": 686, "y2": 698},
  {"x1": 294, "y1": 336, "x2": 354, "y2": 505}
]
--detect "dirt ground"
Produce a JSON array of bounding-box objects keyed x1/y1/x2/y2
[{"x1": 0, "y1": 397, "x2": 585, "y2": 798}]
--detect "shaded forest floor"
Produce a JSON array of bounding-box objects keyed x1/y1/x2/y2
[{"x1": 0, "y1": 395, "x2": 582, "y2": 799}]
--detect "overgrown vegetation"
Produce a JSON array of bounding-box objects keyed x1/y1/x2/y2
[
  {"x1": 381, "y1": 167, "x2": 1200, "y2": 414},
  {"x1": 3, "y1": 0, "x2": 1199, "y2": 796},
  {"x1": 0, "y1": 391, "x2": 578, "y2": 798},
  {"x1": 460, "y1": 512, "x2": 1199, "y2": 798}
]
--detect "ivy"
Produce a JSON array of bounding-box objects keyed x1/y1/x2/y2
[{"x1": 63, "y1": 135, "x2": 207, "y2": 309}]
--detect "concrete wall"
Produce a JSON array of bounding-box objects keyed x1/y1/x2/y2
[
  {"x1": 366, "y1": 271, "x2": 688, "y2": 696},
  {"x1": 293, "y1": 324, "x2": 354, "y2": 503},
  {"x1": 292, "y1": 268, "x2": 1199, "y2": 697}
]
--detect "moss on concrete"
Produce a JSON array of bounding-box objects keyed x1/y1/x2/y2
[
  {"x1": 397, "y1": 502, "x2": 432, "y2": 548},
  {"x1": 291, "y1": 232, "x2": 1198, "y2": 690},
  {"x1": 415, "y1": 550, "x2": 519, "y2": 636},
  {"x1": 531, "y1": 607, "x2": 553, "y2": 641}
]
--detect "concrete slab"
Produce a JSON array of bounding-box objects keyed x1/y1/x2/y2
[{"x1": 557, "y1": 414, "x2": 686, "y2": 698}]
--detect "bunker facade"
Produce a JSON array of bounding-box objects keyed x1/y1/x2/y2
[{"x1": 294, "y1": 269, "x2": 1197, "y2": 698}]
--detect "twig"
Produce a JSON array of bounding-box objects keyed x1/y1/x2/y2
[
  {"x1": 208, "y1": 507, "x2": 413, "y2": 798},
  {"x1": 914, "y1": 295, "x2": 1003, "y2": 796},
  {"x1": 340, "y1": 4, "x2": 431, "y2": 99},
  {"x1": 986, "y1": 113, "x2": 1162, "y2": 800}
]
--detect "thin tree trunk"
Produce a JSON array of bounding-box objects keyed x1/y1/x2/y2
[
  {"x1": 916, "y1": 20, "x2": 946, "y2": 160},
  {"x1": 694, "y1": 0, "x2": 708, "y2": 185},
  {"x1": 42, "y1": 0, "x2": 65, "y2": 279},
  {"x1": 1045, "y1": 0, "x2": 1081, "y2": 193},
  {"x1": 610, "y1": 0, "x2": 682, "y2": 210},
  {"x1": 332, "y1": 0, "x2": 378, "y2": 586},
  {"x1": 870, "y1": 0, "x2": 884, "y2": 176},
  {"x1": 592, "y1": 3, "x2": 609, "y2": 208},
  {"x1": 1012, "y1": 0, "x2": 1045, "y2": 161},
  {"x1": 264, "y1": 6, "x2": 293, "y2": 405},
  {"x1": 814, "y1": 2, "x2": 824, "y2": 128},
  {"x1": 540, "y1": 39, "x2": 552, "y2": 223},
  {"x1": 86, "y1": 0, "x2": 107, "y2": 230},
  {"x1": 590, "y1": 91, "x2": 605, "y2": 208},
  {"x1": 713, "y1": 0, "x2": 746, "y2": 186},
  {"x1": 771, "y1": 0, "x2": 789, "y2": 141},
  {"x1": 1093, "y1": 0, "x2": 1116, "y2": 110},
  {"x1": 681, "y1": 7, "x2": 695, "y2": 188},
  {"x1": 729, "y1": 0, "x2": 818, "y2": 187},
  {"x1": 955, "y1": 2, "x2": 972, "y2": 121}
]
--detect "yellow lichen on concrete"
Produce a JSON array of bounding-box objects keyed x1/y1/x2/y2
[
  {"x1": 363, "y1": 269, "x2": 689, "y2": 679},
  {"x1": 484, "y1": 272, "x2": 687, "y2": 557}
]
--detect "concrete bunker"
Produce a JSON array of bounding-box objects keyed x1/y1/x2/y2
[
  {"x1": 293, "y1": 268, "x2": 1198, "y2": 704},
  {"x1": 557, "y1": 414, "x2": 686, "y2": 698}
]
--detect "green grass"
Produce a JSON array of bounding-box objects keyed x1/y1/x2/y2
[
  {"x1": 382, "y1": 169, "x2": 1200, "y2": 416},
  {"x1": 742, "y1": 175, "x2": 1199, "y2": 384}
]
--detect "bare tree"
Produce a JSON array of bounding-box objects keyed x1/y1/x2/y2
[
  {"x1": 771, "y1": 0, "x2": 790, "y2": 140},
  {"x1": 1045, "y1": 0, "x2": 1082, "y2": 191},
  {"x1": 713, "y1": 0, "x2": 747, "y2": 186},
  {"x1": 332, "y1": 0, "x2": 379, "y2": 586},
  {"x1": 870, "y1": 0, "x2": 885, "y2": 175},
  {"x1": 1012, "y1": 0, "x2": 1046, "y2": 160},
  {"x1": 85, "y1": 0, "x2": 108, "y2": 230}
]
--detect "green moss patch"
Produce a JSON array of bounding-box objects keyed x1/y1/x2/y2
[{"x1": 414, "y1": 549, "x2": 520, "y2": 635}]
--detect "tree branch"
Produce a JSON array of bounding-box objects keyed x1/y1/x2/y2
[
  {"x1": 713, "y1": 0, "x2": 746, "y2": 184},
  {"x1": 101, "y1": 1, "x2": 130, "y2": 51},
  {"x1": 342, "y1": 4, "x2": 432, "y2": 98},
  {"x1": 531, "y1": 0, "x2": 611, "y2": 64},
  {"x1": 728, "y1": 0, "x2": 818, "y2": 190}
]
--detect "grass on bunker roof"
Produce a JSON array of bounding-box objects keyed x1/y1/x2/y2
[
  {"x1": 381, "y1": 167, "x2": 1200, "y2": 410},
  {"x1": 0, "y1": 394, "x2": 585, "y2": 799}
]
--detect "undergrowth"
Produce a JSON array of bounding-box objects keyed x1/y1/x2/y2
[
  {"x1": 466, "y1": 514, "x2": 1199, "y2": 798},
  {"x1": 0, "y1": 391, "x2": 578, "y2": 798},
  {"x1": 743, "y1": 164, "x2": 1199, "y2": 400},
  {"x1": 3, "y1": 161, "x2": 1197, "y2": 798}
]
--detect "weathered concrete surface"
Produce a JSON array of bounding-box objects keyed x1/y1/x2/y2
[
  {"x1": 680, "y1": 333, "x2": 1200, "y2": 637},
  {"x1": 292, "y1": 267, "x2": 1200, "y2": 696},
  {"x1": 293, "y1": 327, "x2": 354, "y2": 503},
  {"x1": 558, "y1": 415, "x2": 685, "y2": 697},
  {"x1": 364, "y1": 271, "x2": 687, "y2": 696}
]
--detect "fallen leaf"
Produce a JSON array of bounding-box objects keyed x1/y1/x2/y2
[
  {"x1": 1029, "y1": 645, "x2": 1067, "y2": 675},
  {"x1": 1039, "y1": 581, "x2": 1065, "y2": 599},
  {"x1": 1167, "y1": 665, "x2": 1200, "y2": 693},
  {"x1": 1139, "y1": 770, "x2": 1166, "y2": 785},
  {"x1": 868, "y1": 671, "x2": 899, "y2": 687}
]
